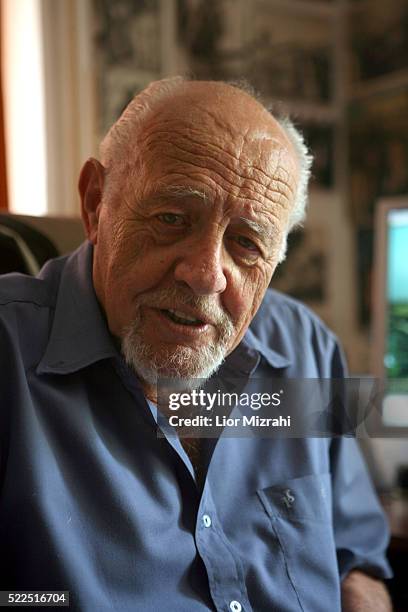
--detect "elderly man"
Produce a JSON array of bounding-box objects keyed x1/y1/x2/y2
[{"x1": 0, "y1": 78, "x2": 392, "y2": 611}]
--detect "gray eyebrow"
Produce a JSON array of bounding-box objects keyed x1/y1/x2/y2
[
  {"x1": 153, "y1": 185, "x2": 208, "y2": 202},
  {"x1": 236, "y1": 217, "x2": 273, "y2": 243}
]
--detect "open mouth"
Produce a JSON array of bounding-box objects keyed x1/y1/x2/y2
[{"x1": 161, "y1": 308, "x2": 204, "y2": 327}]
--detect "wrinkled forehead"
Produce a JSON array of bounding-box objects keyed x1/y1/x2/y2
[{"x1": 135, "y1": 98, "x2": 298, "y2": 188}]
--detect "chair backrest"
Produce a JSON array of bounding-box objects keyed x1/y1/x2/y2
[{"x1": 0, "y1": 214, "x2": 59, "y2": 275}]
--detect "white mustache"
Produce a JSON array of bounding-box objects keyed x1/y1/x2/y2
[{"x1": 134, "y1": 286, "x2": 232, "y2": 329}]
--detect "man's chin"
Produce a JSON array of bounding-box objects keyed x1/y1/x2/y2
[{"x1": 121, "y1": 333, "x2": 227, "y2": 389}]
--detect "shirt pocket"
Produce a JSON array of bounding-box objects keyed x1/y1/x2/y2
[{"x1": 257, "y1": 473, "x2": 341, "y2": 612}]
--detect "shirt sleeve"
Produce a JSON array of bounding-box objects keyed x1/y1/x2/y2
[{"x1": 328, "y1": 340, "x2": 393, "y2": 580}]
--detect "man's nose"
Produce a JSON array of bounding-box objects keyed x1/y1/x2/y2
[{"x1": 173, "y1": 241, "x2": 227, "y2": 295}]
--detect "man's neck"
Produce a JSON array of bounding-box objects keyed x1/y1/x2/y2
[{"x1": 141, "y1": 382, "x2": 158, "y2": 405}]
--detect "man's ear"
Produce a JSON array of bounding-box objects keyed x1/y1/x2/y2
[{"x1": 79, "y1": 158, "x2": 105, "y2": 244}]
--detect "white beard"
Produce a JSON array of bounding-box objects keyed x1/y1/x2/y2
[{"x1": 120, "y1": 287, "x2": 234, "y2": 389}]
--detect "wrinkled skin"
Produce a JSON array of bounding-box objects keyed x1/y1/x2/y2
[
  {"x1": 80, "y1": 81, "x2": 298, "y2": 395},
  {"x1": 79, "y1": 82, "x2": 393, "y2": 611}
]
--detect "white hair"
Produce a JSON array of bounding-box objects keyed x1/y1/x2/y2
[
  {"x1": 100, "y1": 76, "x2": 313, "y2": 261},
  {"x1": 273, "y1": 115, "x2": 313, "y2": 260}
]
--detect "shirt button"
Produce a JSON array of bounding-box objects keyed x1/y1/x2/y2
[
  {"x1": 229, "y1": 601, "x2": 242, "y2": 612},
  {"x1": 282, "y1": 488, "x2": 295, "y2": 508},
  {"x1": 202, "y1": 514, "x2": 212, "y2": 528}
]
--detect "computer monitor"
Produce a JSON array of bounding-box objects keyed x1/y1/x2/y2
[{"x1": 372, "y1": 197, "x2": 408, "y2": 435}]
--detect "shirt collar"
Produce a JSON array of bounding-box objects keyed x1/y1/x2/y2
[
  {"x1": 37, "y1": 242, "x2": 291, "y2": 376},
  {"x1": 37, "y1": 242, "x2": 118, "y2": 375},
  {"x1": 244, "y1": 327, "x2": 291, "y2": 370},
  {"x1": 220, "y1": 327, "x2": 291, "y2": 378}
]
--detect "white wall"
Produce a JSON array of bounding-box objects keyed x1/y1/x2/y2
[
  {"x1": 2, "y1": 0, "x2": 97, "y2": 216},
  {"x1": 2, "y1": 0, "x2": 48, "y2": 215}
]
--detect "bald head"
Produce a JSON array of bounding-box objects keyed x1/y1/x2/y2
[
  {"x1": 100, "y1": 78, "x2": 290, "y2": 170},
  {"x1": 142, "y1": 80, "x2": 290, "y2": 143},
  {"x1": 99, "y1": 77, "x2": 311, "y2": 245}
]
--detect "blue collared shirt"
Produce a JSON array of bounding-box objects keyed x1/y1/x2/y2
[{"x1": 0, "y1": 242, "x2": 391, "y2": 611}]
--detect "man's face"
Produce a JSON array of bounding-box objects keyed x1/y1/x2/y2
[{"x1": 88, "y1": 90, "x2": 298, "y2": 387}]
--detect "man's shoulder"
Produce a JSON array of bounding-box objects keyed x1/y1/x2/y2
[
  {"x1": 0, "y1": 255, "x2": 68, "y2": 346},
  {"x1": 0, "y1": 272, "x2": 55, "y2": 309},
  {"x1": 250, "y1": 288, "x2": 342, "y2": 376},
  {"x1": 0, "y1": 253, "x2": 67, "y2": 310},
  {"x1": 0, "y1": 258, "x2": 68, "y2": 373},
  {"x1": 253, "y1": 287, "x2": 336, "y2": 341}
]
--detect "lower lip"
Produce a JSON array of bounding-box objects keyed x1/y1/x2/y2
[{"x1": 147, "y1": 308, "x2": 213, "y2": 341}]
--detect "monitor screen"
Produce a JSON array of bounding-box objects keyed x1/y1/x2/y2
[{"x1": 373, "y1": 199, "x2": 408, "y2": 430}]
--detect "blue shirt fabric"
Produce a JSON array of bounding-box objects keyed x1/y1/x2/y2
[{"x1": 0, "y1": 242, "x2": 391, "y2": 612}]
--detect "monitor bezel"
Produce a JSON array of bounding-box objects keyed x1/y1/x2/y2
[{"x1": 371, "y1": 196, "x2": 408, "y2": 436}]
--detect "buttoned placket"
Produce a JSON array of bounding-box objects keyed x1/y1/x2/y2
[
  {"x1": 195, "y1": 485, "x2": 252, "y2": 612},
  {"x1": 111, "y1": 353, "x2": 259, "y2": 612}
]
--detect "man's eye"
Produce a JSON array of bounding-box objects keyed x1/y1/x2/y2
[
  {"x1": 157, "y1": 213, "x2": 185, "y2": 226},
  {"x1": 235, "y1": 236, "x2": 259, "y2": 252}
]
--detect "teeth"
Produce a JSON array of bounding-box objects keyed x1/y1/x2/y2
[{"x1": 167, "y1": 309, "x2": 202, "y2": 324}]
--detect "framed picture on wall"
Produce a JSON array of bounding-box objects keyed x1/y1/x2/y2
[
  {"x1": 246, "y1": 2, "x2": 332, "y2": 104},
  {"x1": 349, "y1": 89, "x2": 408, "y2": 326},
  {"x1": 270, "y1": 225, "x2": 329, "y2": 324},
  {"x1": 350, "y1": 0, "x2": 408, "y2": 82},
  {"x1": 93, "y1": 0, "x2": 162, "y2": 133}
]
